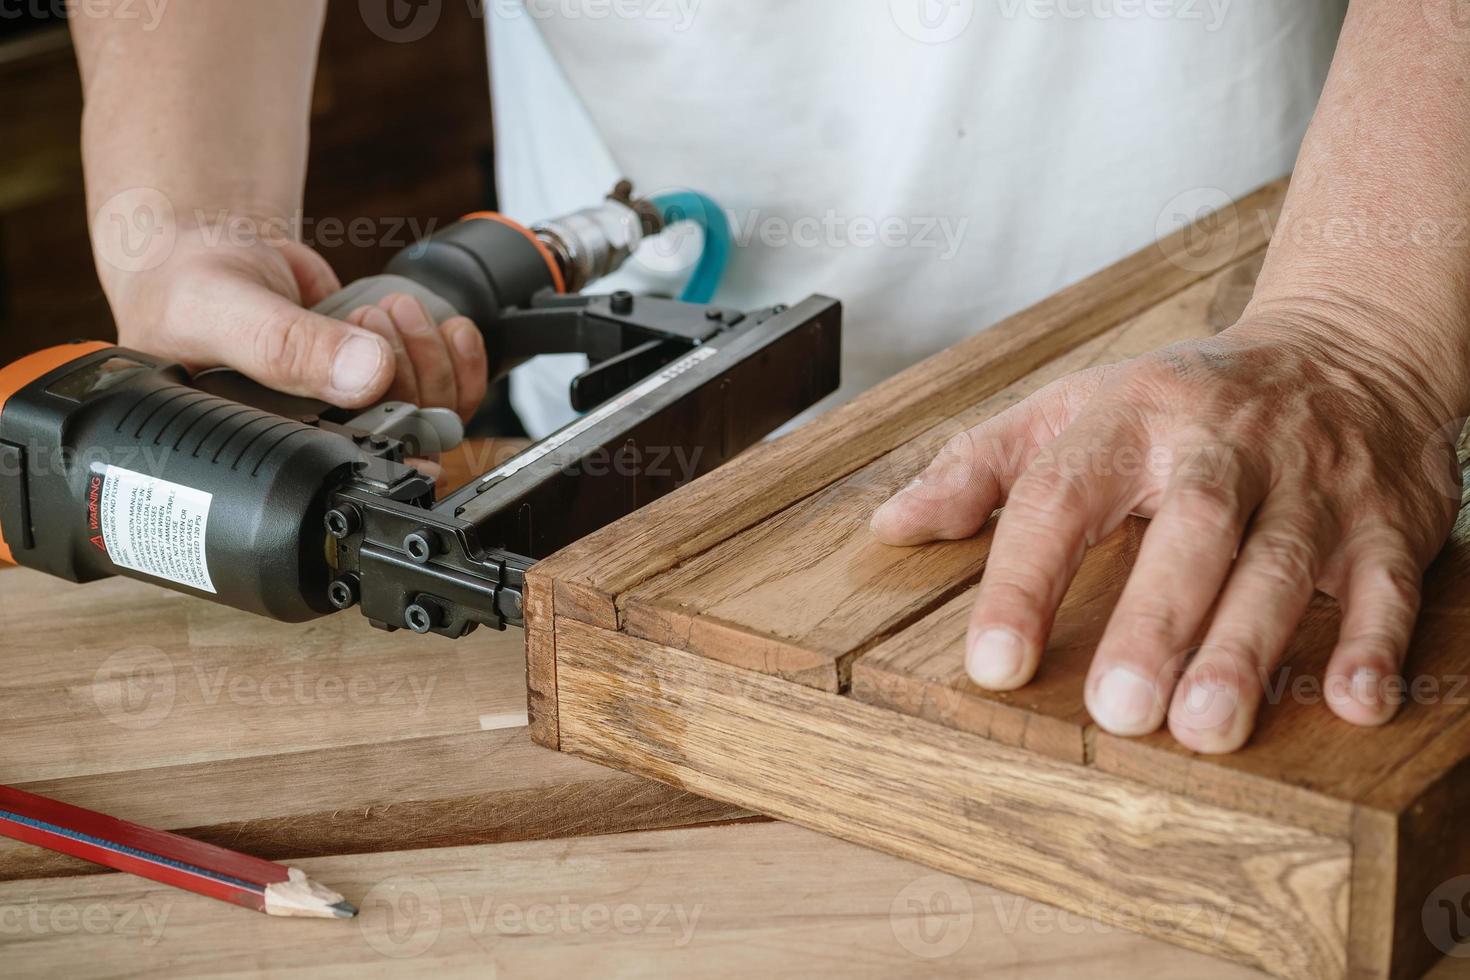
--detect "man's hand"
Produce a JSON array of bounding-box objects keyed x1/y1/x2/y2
[
  {"x1": 71, "y1": 2, "x2": 487, "y2": 423},
  {"x1": 105, "y1": 226, "x2": 488, "y2": 421},
  {"x1": 871, "y1": 316, "x2": 1463, "y2": 753}
]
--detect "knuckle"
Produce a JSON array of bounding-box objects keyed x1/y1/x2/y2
[
  {"x1": 255, "y1": 309, "x2": 321, "y2": 385},
  {"x1": 980, "y1": 576, "x2": 1050, "y2": 618},
  {"x1": 1010, "y1": 470, "x2": 1089, "y2": 526},
  {"x1": 1120, "y1": 356, "x2": 1189, "y2": 401},
  {"x1": 1169, "y1": 483, "x2": 1243, "y2": 538},
  {"x1": 1364, "y1": 559, "x2": 1423, "y2": 611},
  {"x1": 1248, "y1": 528, "x2": 1319, "y2": 591},
  {"x1": 1115, "y1": 596, "x2": 1187, "y2": 647}
]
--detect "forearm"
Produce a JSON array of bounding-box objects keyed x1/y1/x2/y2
[
  {"x1": 72, "y1": 0, "x2": 326, "y2": 289},
  {"x1": 1245, "y1": 0, "x2": 1470, "y2": 417}
]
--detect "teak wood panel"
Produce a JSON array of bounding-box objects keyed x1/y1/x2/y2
[
  {"x1": 617, "y1": 250, "x2": 1260, "y2": 697},
  {"x1": 526, "y1": 177, "x2": 1289, "y2": 748},
  {"x1": 554, "y1": 619, "x2": 1351, "y2": 980},
  {"x1": 528, "y1": 178, "x2": 1470, "y2": 979},
  {"x1": 531, "y1": 179, "x2": 1289, "y2": 633}
]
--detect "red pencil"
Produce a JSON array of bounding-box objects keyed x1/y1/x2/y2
[{"x1": 0, "y1": 784, "x2": 356, "y2": 918}]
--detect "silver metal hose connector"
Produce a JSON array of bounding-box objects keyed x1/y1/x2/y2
[{"x1": 533, "y1": 181, "x2": 664, "y2": 293}]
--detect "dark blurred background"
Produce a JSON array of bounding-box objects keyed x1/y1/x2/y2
[{"x1": 0, "y1": 3, "x2": 495, "y2": 366}]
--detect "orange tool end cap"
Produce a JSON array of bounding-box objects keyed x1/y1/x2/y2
[
  {"x1": 0, "y1": 341, "x2": 113, "y2": 565},
  {"x1": 460, "y1": 211, "x2": 568, "y2": 295}
]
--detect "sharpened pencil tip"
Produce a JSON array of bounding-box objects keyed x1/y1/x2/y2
[{"x1": 331, "y1": 901, "x2": 358, "y2": 919}]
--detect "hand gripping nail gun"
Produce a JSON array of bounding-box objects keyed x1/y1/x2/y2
[{"x1": 0, "y1": 183, "x2": 842, "y2": 634}]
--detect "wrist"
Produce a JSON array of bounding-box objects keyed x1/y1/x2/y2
[
  {"x1": 1229, "y1": 296, "x2": 1470, "y2": 427},
  {"x1": 90, "y1": 194, "x2": 298, "y2": 307}
]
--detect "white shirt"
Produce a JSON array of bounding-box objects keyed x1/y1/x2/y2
[{"x1": 486, "y1": 0, "x2": 1347, "y2": 437}]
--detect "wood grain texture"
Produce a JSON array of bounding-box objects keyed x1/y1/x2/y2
[
  {"x1": 524, "y1": 567, "x2": 561, "y2": 750},
  {"x1": 0, "y1": 730, "x2": 750, "y2": 884},
  {"x1": 852, "y1": 520, "x2": 1145, "y2": 764},
  {"x1": 0, "y1": 822, "x2": 1271, "y2": 979},
  {"x1": 616, "y1": 248, "x2": 1267, "y2": 696},
  {"x1": 0, "y1": 569, "x2": 521, "y2": 784},
  {"x1": 530, "y1": 179, "x2": 1289, "y2": 633},
  {"x1": 532, "y1": 180, "x2": 1470, "y2": 977},
  {"x1": 0, "y1": 563, "x2": 749, "y2": 886},
  {"x1": 554, "y1": 618, "x2": 1351, "y2": 980}
]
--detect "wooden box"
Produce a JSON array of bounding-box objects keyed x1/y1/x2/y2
[{"x1": 526, "y1": 178, "x2": 1470, "y2": 980}]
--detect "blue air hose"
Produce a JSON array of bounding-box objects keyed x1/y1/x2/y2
[{"x1": 649, "y1": 190, "x2": 731, "y2": 305}]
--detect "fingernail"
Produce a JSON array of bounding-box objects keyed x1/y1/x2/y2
[
  {"x1": 872, "y1": 479, "x2": 922, "y2": 520},
  {"x1": 332, "y1": 336, "x2": 386, "y2": 396},
  {"x1": 1351, "y1": 667, "x2": 1383, "y2": 708},
  {"x1": 1092, "y1": 667, "x2": 1162, "y2": 735},
  {"x1": 1175, "y1": 677, "x2": 1239, "y2": 733},
  {"x1": 966, "y1": 627, "x2": 1027, "y2": 689},
  {"x1": 362, "y1": 307, "x2": 393, "y2": 332},
  {"x1": 389, "y1": 293, "x2": 430, "y2": 330},
  {"x1": 452, "y1": 323, "x2": 483, "y2": 359}
]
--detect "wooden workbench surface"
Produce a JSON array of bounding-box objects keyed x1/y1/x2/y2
[{"x1": 0, "y1": 548, "x2": 1379, "y2": 979}]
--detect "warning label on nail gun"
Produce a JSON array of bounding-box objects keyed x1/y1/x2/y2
[{"x1": 94, "y1": 465, "x2": 217, "y2": 594}]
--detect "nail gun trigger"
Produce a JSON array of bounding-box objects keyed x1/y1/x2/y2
[{"x1": 344, "y1": 402, "x2": 466, "y2": 457}]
